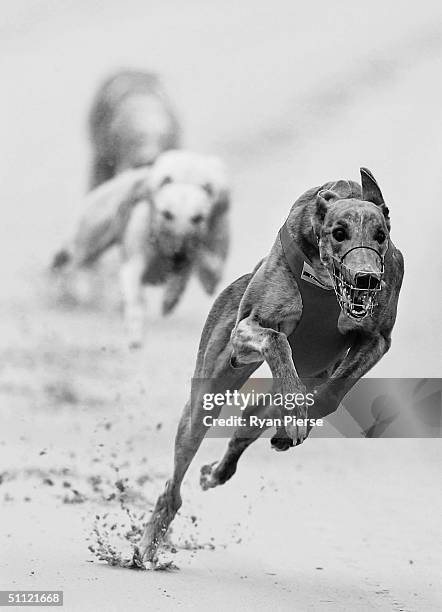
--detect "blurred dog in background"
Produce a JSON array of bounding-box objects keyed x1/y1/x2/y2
[
  {"x1": 88, "y1": 69, "x2": 181, "y2": 189},
  {"x1": 52, "y1": 150, "x2": 230, "y2": 347}
]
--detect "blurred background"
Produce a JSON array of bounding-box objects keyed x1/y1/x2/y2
[
  {"x1": 1, "y1": 0, "x2": 441, "y2": 374},
  {"x1": 0, "y1": 2, "x2": 441, "y2": 610}
]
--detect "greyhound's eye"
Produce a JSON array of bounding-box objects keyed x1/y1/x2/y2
[
  {"x1": 191, "y1": 214, "x2": 204, "y2": 224},
  {"x1": 332, "y1": 227, "x2": 347, "y2": 242},
  {"x1": 375, "y1": 230, "x2": 386, "y2": 244},
  {"x1": 162, "y1": 210, "x2": 174, "y2": 221}
]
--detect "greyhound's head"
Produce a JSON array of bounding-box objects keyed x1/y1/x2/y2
[
  {"x1": 313, "y1": 168, "x2": 391, "y2": 320},
  {"x1": 152, "y1": 176, "x2": 212, "y2": 256},
  {"x1": 149, "y1": 150, "x2": 228, "y2": 256}
]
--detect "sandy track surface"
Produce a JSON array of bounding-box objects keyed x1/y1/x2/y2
[{"x1": 1, "y1": 2, "x2": 441, "y2": 610}]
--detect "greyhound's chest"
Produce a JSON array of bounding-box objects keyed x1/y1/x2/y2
[
  {"x1": 287, "y1": 283, "x2": 354, "y2": 378},
  {"x1": 280, "y1": 226, "x2": 355, "y2": 378},
  {"x1": 141, "y1": 249, "x2": 191, "y2": 285}
]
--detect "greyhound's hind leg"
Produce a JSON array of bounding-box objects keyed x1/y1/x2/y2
[
  {"x1": 134, "y1": 363, "x2": 255, "y2": 566},
  {"x1": 134, "y1": 274, "x2": 258, "y2": 566},
  {"x1": 134, "y1": 398, "x2": 210, "y2": 565},
  {"x1": 200, "y1": 401, "x2": 275, "y2": 490}
]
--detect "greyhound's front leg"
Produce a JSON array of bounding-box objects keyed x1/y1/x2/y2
[
  {"x1": 231, "y1": 317, "x2": 308, "y2": 446},
  {"x1": 162, "y1": 267, "x2": 192, "y2": 316},
  {"x1": 311, "y1": 334, "x2": 391, "y2": 420},
  {"x1": 196, "y1": 249, "x2": 224, "y2": 295},
  {"x1": 197, "y1": 203, "x2": 229, "y2": 295},
  {"x1": 120, "y1": 256, "x2": 146, "y2": 349}
]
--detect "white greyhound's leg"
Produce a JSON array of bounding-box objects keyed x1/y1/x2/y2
[
  {"x1": 196, "y1": 249, "x2": 224, "y2": 295},
  {"x1": 120, "y1": 256, "x2": 146, "y2": 348},
  {"x1": 120, "y1": 201, "x2": 152, "y2": 347},
  {"x1": 162, "y1": 267, "x2": 192, "y2": 316}
]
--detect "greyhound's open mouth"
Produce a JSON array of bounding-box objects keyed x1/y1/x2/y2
[{"x1": 329, "y1": 247, "x2": 384, "y2": 320}]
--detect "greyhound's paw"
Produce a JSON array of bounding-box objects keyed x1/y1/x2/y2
[
  {"x1": 131, "y1": 546, "x2": 148, "y2": 569},
  {"x1": 270, "y1": 435, "x2": 294, "y2": 452},
  {"x1": 285, "y1": 419, "x2": 308, "y2": 446},
  {"x1": 198, "y1": 268, "x2": 220, "y2": 296},
  {"x1": 131, "y1": 548, "x2": 160, "y2": 571},
  {"x1": 162, "y1": 298, "x2": 179, "y2": 317},
  {"x1": 125, "y1": 317, "x2": 145, "y2": 349},
  {"x1": 202, "y1": 279, "x2": 218, "y2": 296},
  {"x1": 132, "y1": 543, "x2": 160, "y2": 570},
  {"x1": 200, "y1": 461, "x2": 219, "y2": 490}
]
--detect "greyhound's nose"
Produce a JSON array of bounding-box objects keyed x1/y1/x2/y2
[{"x1": 354, "y1": 272, "x2": 381, "y2": 290}]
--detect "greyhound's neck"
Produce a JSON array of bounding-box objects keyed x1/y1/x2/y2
[{"x1": 284, "y1": 208, "x2": 332, "y2": 287}]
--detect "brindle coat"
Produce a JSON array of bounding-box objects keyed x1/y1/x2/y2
[{"x1": 134, "y1": 168, "x2": 404, "y2": 566}]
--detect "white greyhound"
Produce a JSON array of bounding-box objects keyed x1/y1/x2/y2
[{"x1": 52, "y1": 150, "x2": 230, "y2": 346}]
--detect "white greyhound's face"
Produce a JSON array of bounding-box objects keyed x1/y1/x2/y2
[{"x1": 153, "y1": 182, "x2": 211, "y2": 255}]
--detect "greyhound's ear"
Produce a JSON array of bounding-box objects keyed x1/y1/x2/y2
[
  {"x1": 360, "y1": 167, "x2": 384, "y2": 206},
  {"x1": 316, "y1": 189, "x2": 339, "y2": 221}
]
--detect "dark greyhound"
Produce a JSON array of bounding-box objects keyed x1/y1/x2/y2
[
  {"x1": 89, "y1": 70, "x2": 181, "y2": 189},
  {"x1": 134, "y1": 168, "x2": 404, "y2": 566}
]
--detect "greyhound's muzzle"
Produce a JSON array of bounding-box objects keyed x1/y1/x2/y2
[{"x1": 329, "y1": 246, "x2": 384, "y2": 320}]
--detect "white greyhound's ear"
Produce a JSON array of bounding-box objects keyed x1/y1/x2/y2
[
  {"x1": 316, "y1": 189, "x2": 339, "y2": 221},
  {"x1": 360, "y1": 167, "x2": 384, "y2": 206}
]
